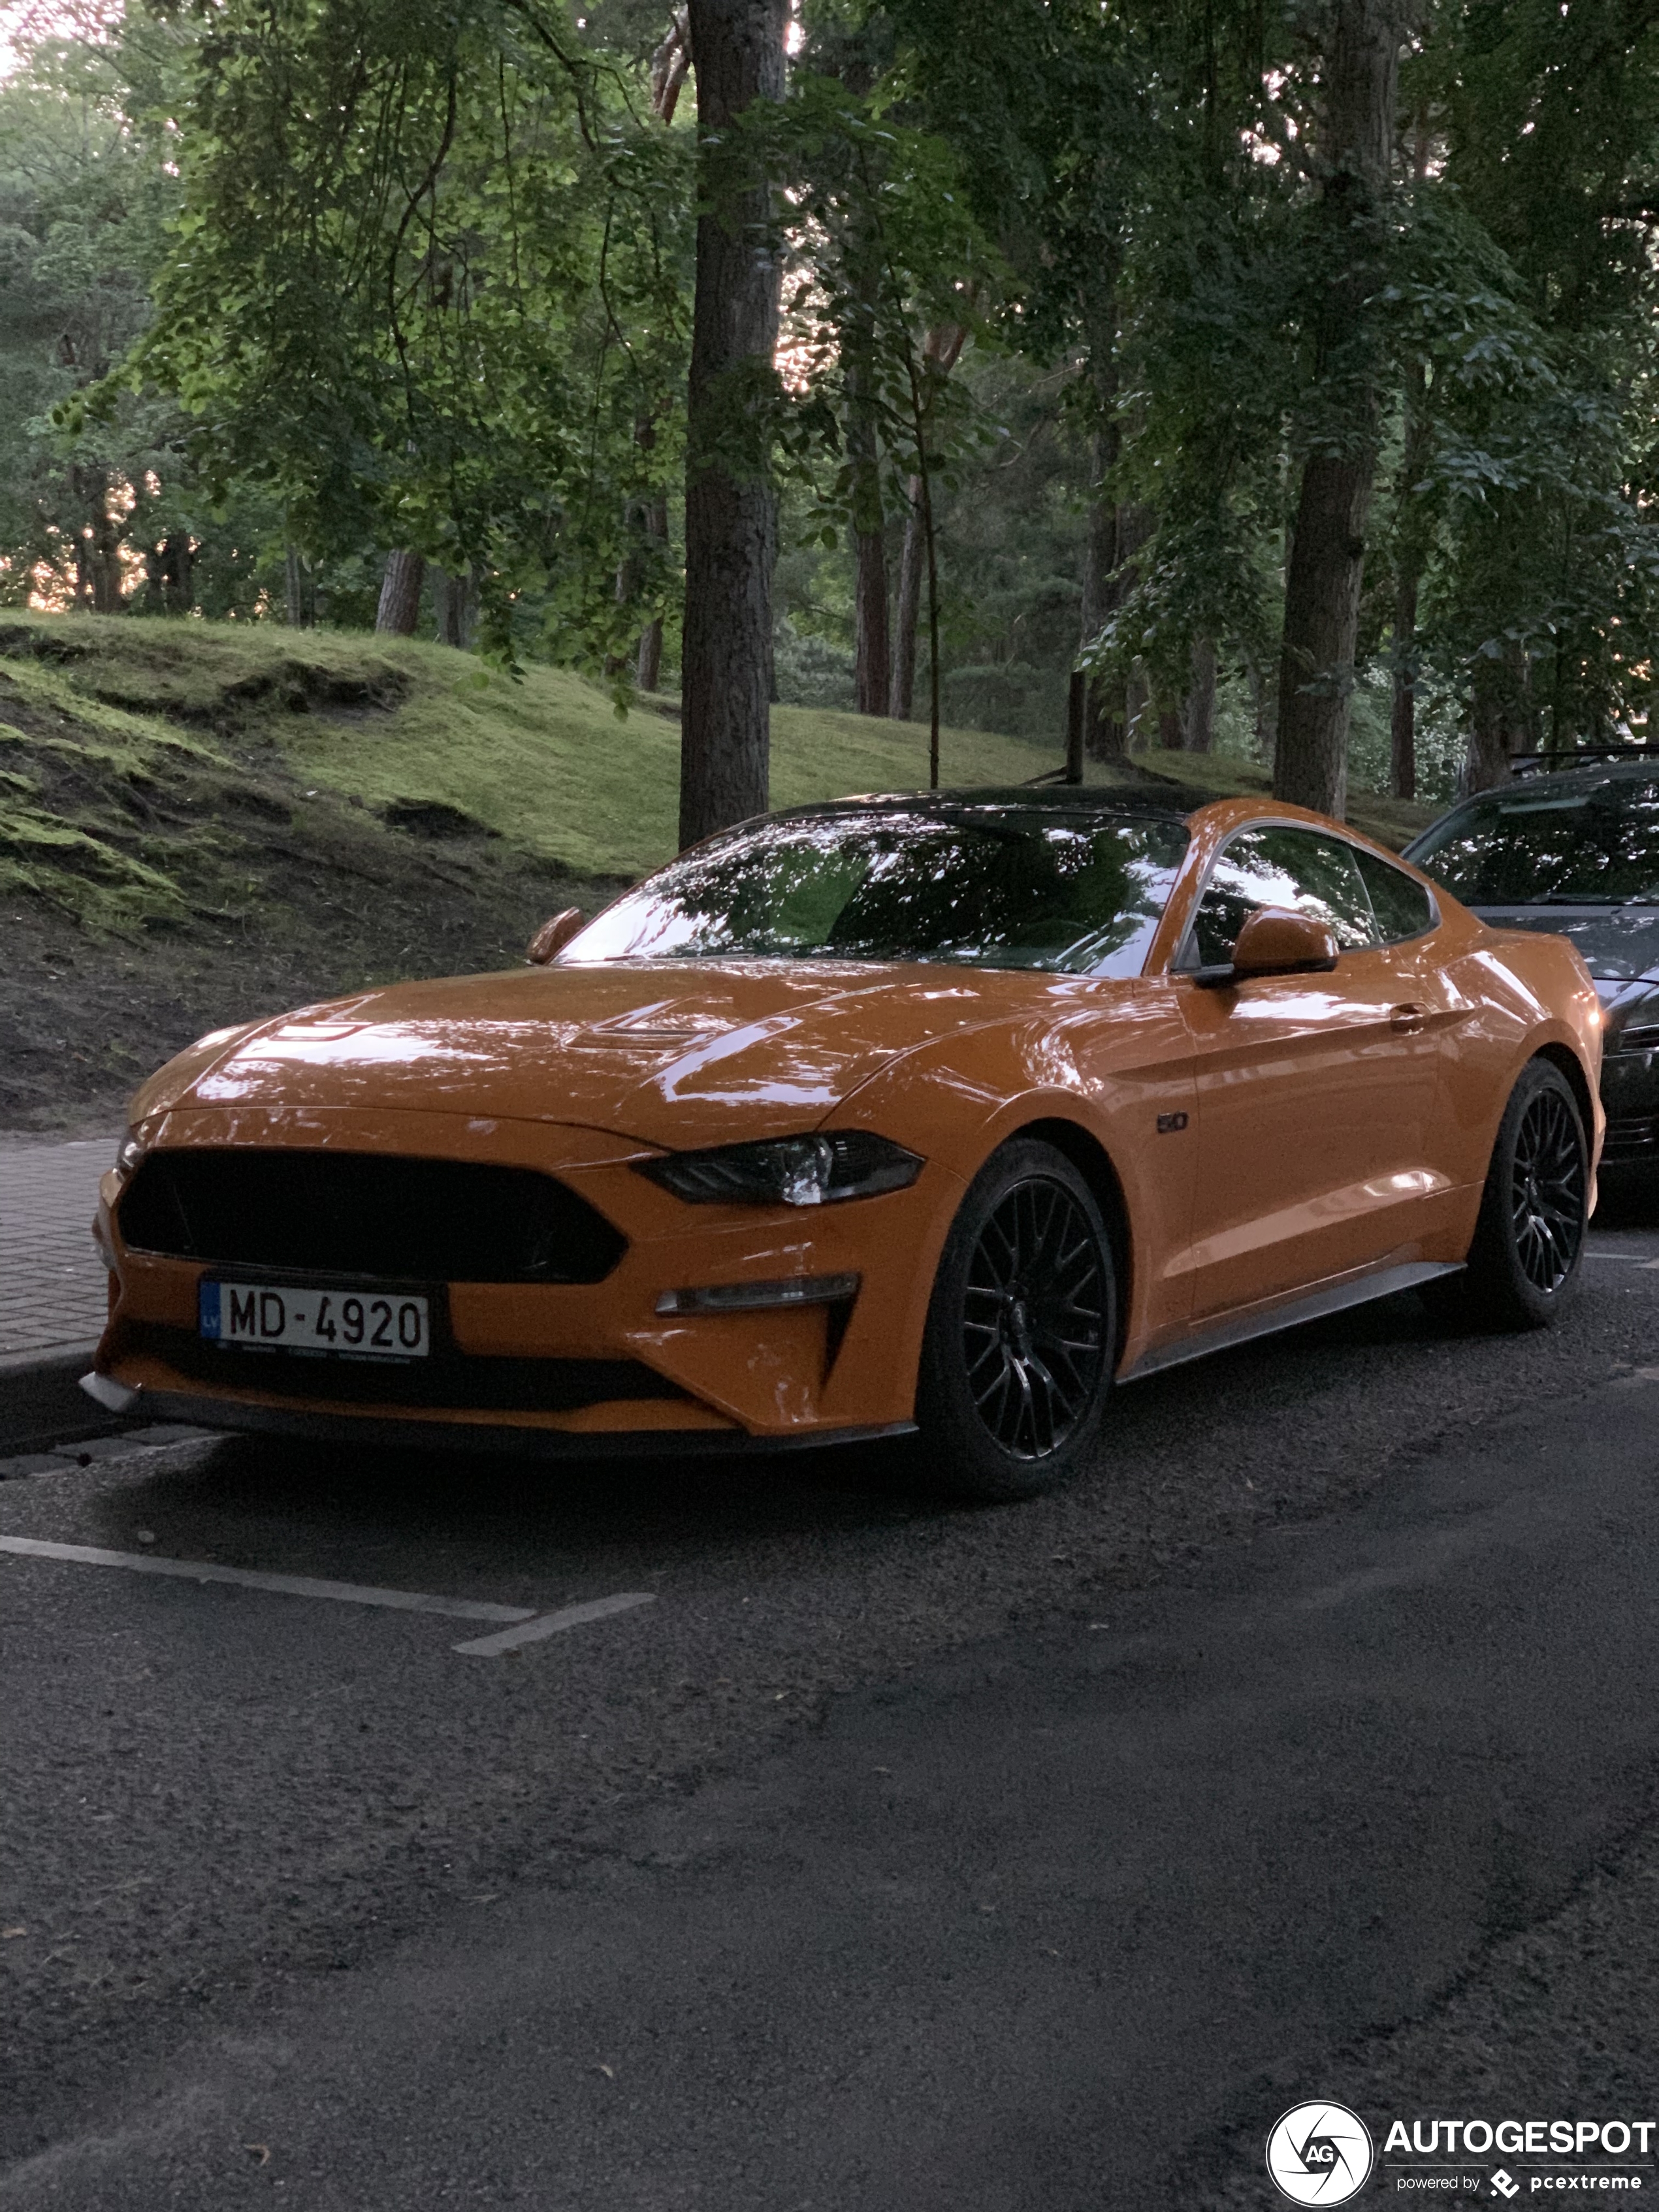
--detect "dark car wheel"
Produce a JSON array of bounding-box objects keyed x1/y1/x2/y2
[
  {"x1": 1429, "y1": 1057, "x2": 1589, "y2": 1332},
  {"x1": 913, "y1": 1138, "x2": 1116, "y2": 1501}
]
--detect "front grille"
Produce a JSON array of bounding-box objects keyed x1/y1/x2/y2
[
  {"x1": 1607, "y1": 1025, "x2": 1659, "y2": 1056},
  {"x1": 1602, "y1": 1114, "x2": 1659, "y2": 1162},
  {"x1": 122, "y1": 1322, "x2": 682, "y2": 1411},
  {"x1": 119, "y1": 1149, "x2": 626, "y2": 1283}
]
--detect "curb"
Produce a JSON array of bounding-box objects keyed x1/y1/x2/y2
[
  {"x1": 0, "y1": 1341, "x2": 111, "y2": 1458},
  {"x1": 0, "y1": 1340, "x2": 100, "y2": 1383}
]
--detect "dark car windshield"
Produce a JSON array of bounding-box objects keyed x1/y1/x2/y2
[
  {"x1": 562, "y1": 807, "x2": 1189, "y2": 976},
  {"x1": 1408, "y1": 780, "x2": 1659, "y2": 906}
]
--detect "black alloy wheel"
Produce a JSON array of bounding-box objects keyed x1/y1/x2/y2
[
  {"x1": 1428, "y1": 1057, "x2": 1589, "y2": 1333},
  {"x1": 1510, "y1": 1080, "x2": 1588, "y2": 1294},
  {"x1": 914, "y1": 1138, "x2": 1116, "y2": 1501}
]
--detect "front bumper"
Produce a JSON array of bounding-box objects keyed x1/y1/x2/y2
[
  {"x1": 90, "y1": 1106, "x2": 958, "y2": 1449},
  {"x1": 1600, "y1": 1050, "x2": 1659, "y2": 1168}
]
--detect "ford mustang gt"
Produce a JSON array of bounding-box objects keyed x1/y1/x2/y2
[{"x1": 84, "y1": 788, "x2": 1602, "y2": 1499}]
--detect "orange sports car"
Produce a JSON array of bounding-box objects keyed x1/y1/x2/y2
[{"x1": 84, "y1": 788, "x2": 1603, "y2": 1499}]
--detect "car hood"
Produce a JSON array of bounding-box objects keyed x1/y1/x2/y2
[
  {"x1": 1471, "y1": 904, "x2": 1659, "y2": 986},
  {"x1": 133, "y1": 960, "x2": 1054, "y2": 1150}
]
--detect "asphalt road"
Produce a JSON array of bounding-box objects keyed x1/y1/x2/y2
[{"x1": 7, "y1": 1201, "x2": 1659, "y2": 2209}]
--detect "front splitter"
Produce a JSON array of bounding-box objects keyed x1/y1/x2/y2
[{"x1": 85, "y1": 1381, "x2": 916, "y2": 1460}]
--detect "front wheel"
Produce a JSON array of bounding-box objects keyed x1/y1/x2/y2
[
  {"x1": 1429, "y1": 1057, "x2": 1589, "y2": 1332},
  {"x1": 913, "y1": 1138, "x2": 1116, "y2": 1502}
]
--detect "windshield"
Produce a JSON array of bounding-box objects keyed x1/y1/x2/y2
[
  {"x1": 562, "y1": 807, "x2": 1189, "y2": 976},
  {"x1": 1408, "y1": 780, "x2": 1659, "y2": 906}
]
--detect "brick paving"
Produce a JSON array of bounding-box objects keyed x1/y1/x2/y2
[{"x1": 0, "y1": 1136, "x2": 116, "y2": 1360}]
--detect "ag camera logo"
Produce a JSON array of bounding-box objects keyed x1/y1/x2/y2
[{"x1": 1266, "y1": 2102, "x2": 1376, "y2": 2204}]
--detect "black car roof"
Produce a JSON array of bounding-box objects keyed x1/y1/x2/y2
[
  {"x1": 767, "y1": 784, "x2": 1195, "y2": 826},
  {"x1": 1462, "y1": 759, "x2": 1659, "y2": 803}
]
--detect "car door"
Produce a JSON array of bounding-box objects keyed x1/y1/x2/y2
[{"x1": 1174, "y1": 823, "x2": 1450, "y2": 1322}]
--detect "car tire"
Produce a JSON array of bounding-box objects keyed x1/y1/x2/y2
[
  {"x1": 1427, "y1": 1057, "x2": 1590, "y2": 1333},
  {"x1": 912, "y1": 1138, "x2": 1116, "y2": 1502}
]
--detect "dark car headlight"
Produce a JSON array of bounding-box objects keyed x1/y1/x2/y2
[
  {"x1": 1600, "y1": 982, "x2": 1659, "y2": 1055},
  {"x1": 638, "y1": 1132, "x2": 924, "y2": 1208}
]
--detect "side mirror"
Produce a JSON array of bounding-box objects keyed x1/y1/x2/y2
[
  {"x1": 1195, "y1": 905, "x2": 1339, "y2": 989},
  {"x1": 526, "y1": 907, "x2": 585, "y2": 965}
]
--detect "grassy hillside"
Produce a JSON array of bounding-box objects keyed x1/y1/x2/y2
[
  {"x1": 0, "y1": 614, "x2": 1436, "y2": 922},
  {"x1": 0, "y1": 613, "x2": 1061, "y2": 920},
  {"x1": 0, "y1": 612, "x2": 1438, "y2": 1127}
]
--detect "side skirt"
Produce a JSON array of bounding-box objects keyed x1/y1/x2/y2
[{"x1": 1118, "y1": 1260, "x2": 1464, "y2": 1385}]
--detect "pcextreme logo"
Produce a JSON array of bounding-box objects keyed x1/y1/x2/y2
[{"x1": 1267, "y1": 2103, "x2": 1377, "y2": 2205}]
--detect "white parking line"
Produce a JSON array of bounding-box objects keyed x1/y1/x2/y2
[
  {"x1": 453, "y1": 1592, "x2": 656, "y2": 1658},
  {"x1": 0, "y1": 1535, "x2": 538, "y2": 1624}
]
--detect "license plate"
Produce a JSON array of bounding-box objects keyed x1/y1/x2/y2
[{"x1": 199, "y1": 1280, "x2": 430, "y2": 1360}]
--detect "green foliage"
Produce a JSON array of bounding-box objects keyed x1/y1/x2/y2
[
  {"x1": 4, "y1": 0, "x2": 1659, "y2": 814},
  {"x1": 82, "y1": 0, "x2": 693, "y2": 670}
]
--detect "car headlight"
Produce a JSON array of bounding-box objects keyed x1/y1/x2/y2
[
  {"x1": 114, "y1": 1132, "x2": 146, "y2": 1176},
  {"x1": 638, "y1": 1132, "x2": 924, "y2": 1207}
]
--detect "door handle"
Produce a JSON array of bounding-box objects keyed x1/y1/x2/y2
[{"x1": 1390, "y1": 1002, "x2": 1428, "y2": 1034}]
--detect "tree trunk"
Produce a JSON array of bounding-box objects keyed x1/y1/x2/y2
[
  {"x1": 854, "y1": 524, "x2": 890, "y2": 716},
  {"x1": 376, "y1": 549, "x2": 426, "y2": 635},
  {"x1": 1390, "y1": 569, "x2": 1418, "y2": 799},
  {"x1": 637, "y1": 489, "x2": 667, "y2": 690},
  {"x1": 1078, "y1": 436, "x2": 1118, "y2": 758},
  {"x1": 1462, "y1": 639, "x2": 1533, "y2": 793},
  {"x1": 80, "y1": 468, "x2": 122, "y2": 613},
  {"x1": 1065, "y1": 669, "x2": 1087, "y2": 783},
  {"x1": 622, "y1": 413, "x2": 669, "y2": 685},
  {"x1": 283, "y1": 544, "x2": 314, "y2": 628},
  {"x1": 1390, "y1": 353, "x2": 1430, "y2": 801},
  {"x1": 433, "y1": 567, "x2": 477, "y2": 649},
  {"x1": 626, "y1": 20, "x2": 686, "y2": 700},
  {"x1": 886, "y1": 323, "x2": 969, "y2": 726},
  {"x1": 1082, "y1": 493, "x2": 1147, "y2": 762},
  {"x1": 637, "y1": 510, "x2": 666, "y2": 697},
  {"x1": 1076, "y1": 284, "x2": 1124, "y2": 760},
  {"x1": 1185, "y1": 638, "x2": 1217, "y2": 752},
  {"x1": 889, "y1": 481, "x2": 924, "y2": 722},
  {"x1": 679, "y1": 0, "x2": 787, "y2": 850},
  {"x1": 651, "y1": 10, "x2": 690, "y2": 123},
  {"x1": 844, "y1": 268, "x2": 890, "y2": 714},
  {"x1": 153, "y1": 531, "x2": 192, "y2": 615},
  {"x1": 1464, "y1": 681, "x2": 1511, "y2": 795},
  {"x1": 1272, "y1": 0, "x2": 1409, "y2": 820},
  {"x1": 1389, "y1": 120, "x2": 1432, "y2": 802}
]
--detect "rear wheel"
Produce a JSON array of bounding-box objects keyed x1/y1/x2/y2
[
  {"x1": 1428, "y1": 1057, "x2": 1589, "y2": 1332},
  {"x1": 913, "y1": 1138, "x2": 1115, "y2": 1501}
]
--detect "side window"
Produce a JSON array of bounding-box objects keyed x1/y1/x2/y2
[
  {"x1": 1184, "y1": 826, "x2": 1380, "y2": 969},
  {"x1": 1353, "y1": 847, "x2": 1436, "y2": 945}
]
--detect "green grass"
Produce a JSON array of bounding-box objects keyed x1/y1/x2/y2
[
  {"x1": 275, "y1": 657, "x2": 1065, "y2": 877},
  {"x1": 0, "y1": 612, "x2": 1069, "y2": 886},
  {"x1": 0, "y1": 613, "x2": 1438, "y2": 931}
]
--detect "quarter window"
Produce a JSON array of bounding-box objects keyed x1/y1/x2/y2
[
  {"x1": 1183, "y1": 826, "x2": 1379, "y2": 969},
  {"x1": 1353, "y1": 847, "x2": 1436, "y2": 944}
]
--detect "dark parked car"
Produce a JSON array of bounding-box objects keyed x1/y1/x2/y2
[{"x1": 1406, "y1": 756, "x2": 1659, "y2": 1173}]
